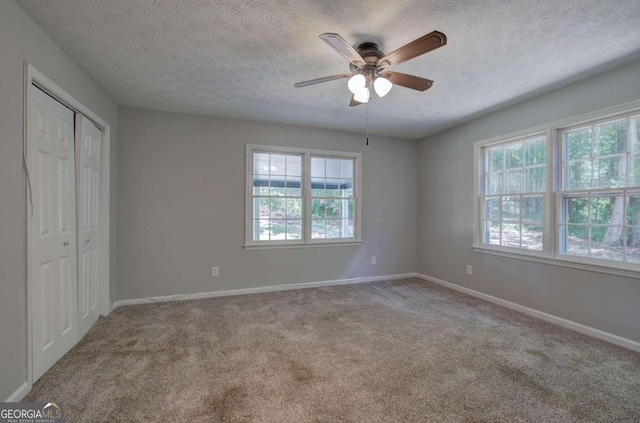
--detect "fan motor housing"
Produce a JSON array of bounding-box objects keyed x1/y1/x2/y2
[{"x1": 350, "y1": 42, "x2": 384, "y2": 73}]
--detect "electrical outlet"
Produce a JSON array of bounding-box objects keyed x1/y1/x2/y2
[
  {"x1": 212, "y1": 266, "x2": 219, "y2": 277},
  {"x1": 371, "y1": 256, "x2": 377, "y2": 265},
  {"x1": 466, "y1": 265, "x2": 472, "y2": 275}
]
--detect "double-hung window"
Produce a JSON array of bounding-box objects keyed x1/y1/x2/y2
[
  {"x1": 474, "y1": 105, "x2": 640, "y2": 274},
  {"x1": 481, "y1": 135, "x2": 547, "y2": 251},
  {"x1": 245, "y1": 144, "x2": 361, "y2": 248},
  {"x1": 559, "y1": 114, "x2": 640, "y2": 262}
]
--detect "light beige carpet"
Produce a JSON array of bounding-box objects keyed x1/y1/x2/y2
[{"x1": 25, "y1": 278, "x2": 640, "y2": 422}]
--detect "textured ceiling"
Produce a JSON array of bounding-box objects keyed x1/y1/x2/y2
[{"x1": 17, "y1": 0, "x2": 640, "y2": 139}]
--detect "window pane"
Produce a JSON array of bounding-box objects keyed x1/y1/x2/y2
[
  {"x1": 256, "y1": 219, "x2": 269, "y2": 240},
  {"x1": 483, "y1": 197, "x2": 501, "y2": 221},
  {"x1": 590, "y1": 195, "x2": 623, "y2": 225},
  {"x1": 270, "y1": 154, "x2": 286, "y2": 176},
  {"x1": 326, "y1": 219, "x2": 341, "y2": 238},
  {"x1": 312, "y1": 219, "x2": 325, "y2": 239},
  {"x1": 340, "y1": 179, "x2": 354, "y2": 198},
  {"x1": 325, "y1": 200, "x2": 341, "y2": 218},
  {"x1": 630, "y1": 116, "x2": 640, "y2": 152},
  {"x1": 627, "y1": 195, "x2": 640, "y2": 225},
  {"x1": 325, "y1": 178, "x2": 342, "y2": 197},
  {"x1": 311, "y1": 157, "x2": 325, "y2": 177},
  {"x1": 594, "y1": 119, "x2": 626, "y2": 156},
  {"x1": 253, "y1": 153, "x2": 270, "y2": 175},
  {"x1": 286, "y1": 220, "x2": 301, "y2": 240},
  {"x1": 524, "y1": 137, "x2": 546, "y2": 166},
  {"x1": 270, "y1": 198, "x2": 285, "y2": 219},
  {"x1": 340, "y1": 159, "x2": 354, "y2": 178},
  {"x1": 502, "y1": 196, "x2": 520, "y2": 221},
  {"x1": 522, "y1": 196, "x2": 543, "y2": 222},
  {"x1": 326, "y1": 159, "x2": 340, "y2": 178},
  {"x1": 524, "y1": 166, "x2": 547, "y2": 192},
  {"x1": 347, "y1": 219, "x2": 355, "y2": 238},
  {"x1": 629, "y1": 153, "x2": 640, "y2": 186},
  {"x1": 505, "y1": 169, "x2": 523, "y2": 193},
  {"x1": 505, "y1": 143, "x2": 523, "y2": 169},
  {"x1": 311, "y1": 199, "x2": 325, "y2": 219},
  {"x1": 487, "y1": 146, "x2": 504, "y2": 172},
  {"x1": 564, "y1": 225, "x2": 589, "y2": 256},
  {"x1": 286, "y1": 155, "x2": 301, "y2": 176},
  {"x1": 258, "y1": 198, "x2": 270, "y2": 218},
  {"x1": 347, "y1": 200, "x2": 355, "y2": 219},
  {"x1": 253, "y1": 184, "x2": 269, "y2": 196},
  {"x1": 626, "y1": 227, "x2": 640, "y2": 262},
  {"x1": 522, "y1": 225, "x2": 543, "y2": 250},
  {"x1": 488, "y1": 171, "x2": 503, "y2": 195},
  {"x1": 286, "y1": 198, "x2": 302, "y2": 219},
  {"x1": 564, "y1": 196, "x2": 588, "y2": 224},
  {"x1": 502, "y1": 223, "x2": 521, "y2": 248},
  {"x1": 270, "y1": 219, "x2": 286, "y2": 240},
  {"x1": 566, "y1": 128, "x2": 591, "y2": 160},
  {"x1": 525, "y1": 166, "x2": 545, "y2": 192},
  {"x1": 593, "y1": 155, "x2": 624, "y2": 189},
  {"x1": 253, "y1": 174, "x2": 268, "y2": 189},
  {"x1": 270, "y1": 184, "x2": 285, "y2": 196},
  {"x1": 285, "y1": 176, "x2": 301, "y2": 196},
  {"x1": 482, "y1": 221, "x2": 501, "y2": 245},
  {"x1": 567, "y1": 160, "x2": 592, "y2": 190},
  {"x1": 591, "y1": 226, "x2": 623, "y2": 261}
]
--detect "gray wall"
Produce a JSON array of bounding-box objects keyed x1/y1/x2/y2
[
  {"x1": 0, "y1": 0, "x2": 118, "y2": 400},
  {"x1": 117, "y1": 107, "x2": 417, "y2": 300},
  {"x1": 417, "y1": 59, "x2": 640, "y2": 343}
]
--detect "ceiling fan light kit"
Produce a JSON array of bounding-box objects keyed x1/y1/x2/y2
[
  {"x1": 294, "y1": 30, "x2": 447, "y2": 107},
  {"x1": 353, "y1": 87, "x2": 370, "y2": 104},
  {"x1": 374, "y1": 76, "x2": 392, "y2": 97},
  {"x1": 347, "y1": 73, "x2": 366, "y2": 94}
]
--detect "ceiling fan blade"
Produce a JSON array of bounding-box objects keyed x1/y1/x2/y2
[
  {"x1": 349, "y1": 95, "x2": 362, "y2": 107},
  {"x1": 319, "y1": 33, "x2": 365, "y2": 68},
  {"x1": 294, "y1": 73, "x2": 352, "y2": 87},
  {"x1": 382, "y1": 71, "x2": 434, "y2": 91},
  {"x1": 378, "y1": 31, "x2": 447, "y2": 69}
]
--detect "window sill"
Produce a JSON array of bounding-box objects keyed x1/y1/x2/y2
[
  {"x1": 244, "y1": 240, "x2": 363, "y2": 250},
  {"x1": 471, "y1": 244, "x2": 640, "y2": 279}
]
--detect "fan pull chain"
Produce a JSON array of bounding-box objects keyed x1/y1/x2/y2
[{"x1": 366, "y1": 101, "x2": 369, "y2": 146}]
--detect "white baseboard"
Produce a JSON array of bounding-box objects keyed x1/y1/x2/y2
[
  {"x1": 112, "y1": 273, "x2": 418, "y2": 309},
  {"x1": 5, "y1": 382, "x2": 29, "y2": 402},
  {"x1": 416, "y1": 273, "x2": 640, "y2": 353}
]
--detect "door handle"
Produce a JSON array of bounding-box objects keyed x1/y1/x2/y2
[
  {"x1": 85, "y1": 238, "x2": 91, "y2": 243},
  {"x1": 63, "y1": 241, "x2": 69, "y2": 247}
]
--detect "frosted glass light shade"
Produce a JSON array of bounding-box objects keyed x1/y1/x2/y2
[
  {"x1": 347, "y1": 74, "x2": 366, "y2": 94},
  {"x1": 353, "y1": 87, "x2": 370, "y2": 103},
  {"x1": 374, "y1": 77, "x2": 393, "y2": 97}
]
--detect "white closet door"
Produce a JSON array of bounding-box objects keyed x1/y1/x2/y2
[
  {"x1": 30, "y1": 87, "x2": 79, "y2": 381},
  {"x1": 77, "y1": 115, "x2": 102, "y2": 338}
]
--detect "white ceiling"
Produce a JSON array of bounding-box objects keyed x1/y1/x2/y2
[{"x1": 17, "y1": 0, "x2": 640, "y2": 140}]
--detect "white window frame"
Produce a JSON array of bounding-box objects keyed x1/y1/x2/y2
[
  {"x1": 244, "y1": 144, "x2": 362, "y2": 249},
  {"x1": 473, "y1": 99, "x2": 640, "y2": 279},
  {"x1": 477, "y1": 132, "x2": 551, "y2": 253}
]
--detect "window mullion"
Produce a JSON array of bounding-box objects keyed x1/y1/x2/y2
[
  {"x1": 303, "y1": 152, "x2": 311, "y2": 243},
  {"x1": 550, "y1": 128, "x2": 559, "y2": 258},
  {"x1": 623, "y1": 188, "x2": 628, "y2": 262}
]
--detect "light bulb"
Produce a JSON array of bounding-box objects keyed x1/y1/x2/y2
[
  {"x1": 374, "y1": 77, "x2": 393, "y2": 97},
  {"x1": 353, "y1": 87, "x2": 370, "y2": 103},
  {"x1": 347, "y1": 74, "x2": 366, "y2": 94}
]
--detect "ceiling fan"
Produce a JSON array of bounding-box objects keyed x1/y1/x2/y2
[{"x1": 294, "y1": 31, "x2": 447, "y2": 106}]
